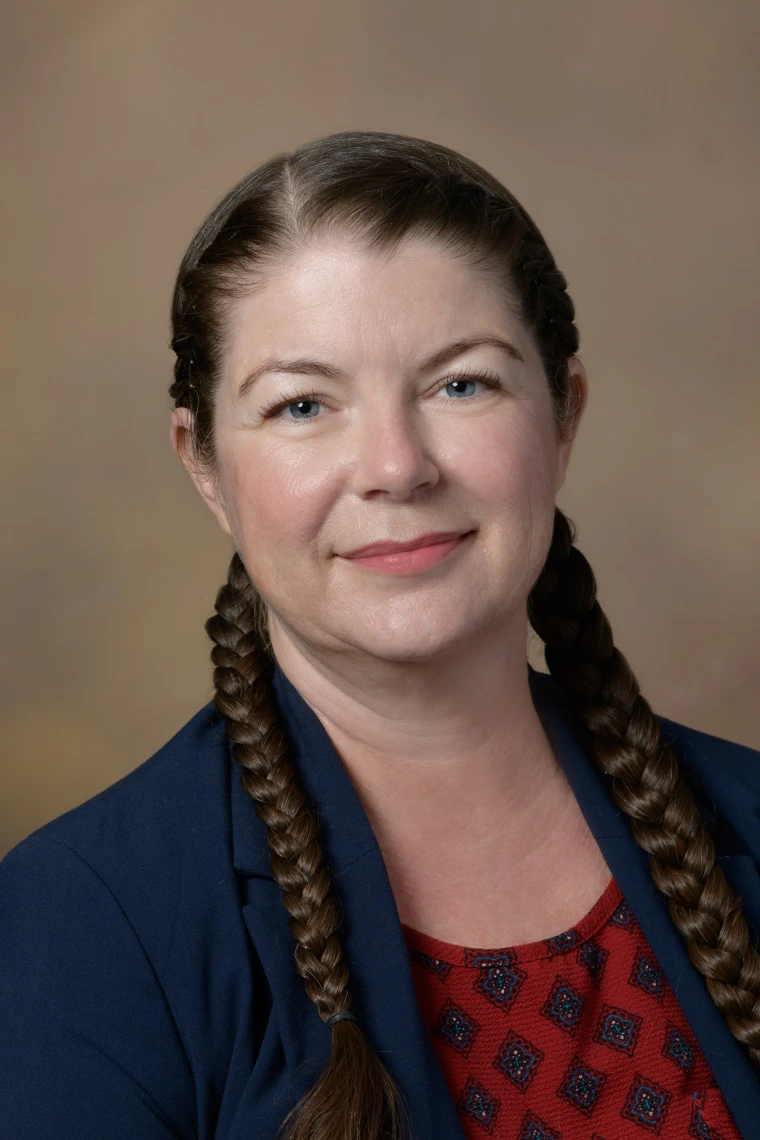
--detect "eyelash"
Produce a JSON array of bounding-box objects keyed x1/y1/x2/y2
[{"x1": 258, "y1": 366, "x2": 502, "y2": 422}]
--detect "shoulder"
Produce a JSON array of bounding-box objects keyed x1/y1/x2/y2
[
  {"x1": 532, "y1": 669, "x2": 760, "y2": 857},
  {"x1": 0, "y1": 702, "x2": 256, "y2": 1122},
  {"x1": 0, "y1": 705, "x2": 240, "y2": 1133},
  {"x1": 4, "y1": 701, "x2": 227, "y2": 868},
  {"x1": 0, "y1": 701, "x2": 242, "y2": 964},
  {"x1": 656, "y1": 713, "x2": 760, "y2": 857},
  {"x1": 657, "y1": 713, "x2": 760, "y2": 797}
]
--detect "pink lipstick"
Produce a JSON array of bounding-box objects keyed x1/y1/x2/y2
[{"x1": 340, "y1": 531, "x2": 472, "y2": 575}]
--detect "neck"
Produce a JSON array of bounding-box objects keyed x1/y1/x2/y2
[
  {"x1": 268, "y1": 613, "x2": 609, "y2": 945},
  {"x1": 268, "y1": 611, "x2": 561, "y2": 848}
]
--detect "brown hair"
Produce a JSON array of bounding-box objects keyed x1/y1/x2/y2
[{"x1": 170, "y1": 131, "x2": 760, "y2": 1137}]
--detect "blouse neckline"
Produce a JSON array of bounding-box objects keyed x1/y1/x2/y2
[{"x1": 401, "y1": 875, "x2": 622, "y2": 966}]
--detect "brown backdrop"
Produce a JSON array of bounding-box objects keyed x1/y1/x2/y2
[{"x1": 2, "y1": 0, "x2": 758, "y2": 857}]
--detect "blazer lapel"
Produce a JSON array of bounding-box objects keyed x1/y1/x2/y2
[
  {"x1": 529, "y1": 669, "x2": 760, "y2": 1138},
  {"x1": 230, "y1": 665, "x2": 466, "y2": 1140}
]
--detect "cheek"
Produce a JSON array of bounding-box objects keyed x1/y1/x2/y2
[
  {"x1": 455, "y1": 409, "x2": 558, "y2": 512},
  {"x1": 454, "y1": 409, "x2": 559, "y2": 598},
  {"x1": 221, "y1": 439, "x2": 339, "y2": 564}
]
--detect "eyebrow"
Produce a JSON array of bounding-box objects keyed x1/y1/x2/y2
[{"x1": 236, "y1": 335, "x2": 523, "y2": 400}]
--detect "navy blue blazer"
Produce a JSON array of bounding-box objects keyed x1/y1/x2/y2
[{"x1": 2, "y1": 666, "x2": 759, "y2": 1139}]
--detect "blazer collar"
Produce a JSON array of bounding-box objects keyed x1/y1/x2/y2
[
  {"x1": 231, "y1": 664, "x2": 760, "y2": 1139},
  {"x1": 529, "y1": 672, "x2": 760, "y2": 1136},
  {"x1": 231, "y1": 665, "x2": 460, "y2": 1136},
  {"x1": 230, "y1": 664, "x2": 381, "y2": 880}
]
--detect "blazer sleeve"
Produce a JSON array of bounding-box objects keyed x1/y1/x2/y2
[{"x1": 0, "y1": 833, "x2": 197, "y2": 1140}]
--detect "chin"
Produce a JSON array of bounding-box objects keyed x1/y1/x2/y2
[{"x1": 336, "y1": 610, "x2": 487, "y2": 664}]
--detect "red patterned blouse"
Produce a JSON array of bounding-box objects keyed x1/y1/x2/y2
[{"x1": 403, "y1": 878, "x2": 741, "y2": 1139}]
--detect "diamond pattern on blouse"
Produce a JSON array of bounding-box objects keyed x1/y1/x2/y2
[
  {"x1": 662, "y1": 1023, "x2": 694, "y2": 1073},
  {"x1": 403, "y1": 878, "x2": 741, "y2": 1140},
  {"x1": 431, "y1": 998, "x2": 480, "y2": 1056},
  {"x1": 456, "y1": 1075, "x2": 501, "y2": 1134},
  {"x1": 542, "y1": 975, "x2": 585, "y2": 1036},
  {"x1": 408, "y1": 946, "x2": 453, "y2": 982},
  {"x1": 557, "y1": 1054, "x2": 607, "y2": 1117},
  {"x1": 467, "y1": 948, "x2": 527, "y2": 1014},
  {"x1": 545, "y1": 928, "x2": 580, "y2": 957},
  {"x1": 593, "y1": 1004, "x2": 642, "y2": 1057},
  {"x1": 629, "y1": 949, "x2": 665, "y2": 1001},
  {"x1": 610, "y1": 900, "x2": 635, "y2": 928},
  {"x1": 517, "y1": 1111, "x2": 562, "y2": 1140},
  {"x1": 492, "y1": 1030, "x2": 545, "y2": 1092},
  {"x1": 577, "y1": 937, "x2": 609, "y2": 987},
  {"x1": 621, "y1": 1073, "x2": 672, "y2": 1133}
]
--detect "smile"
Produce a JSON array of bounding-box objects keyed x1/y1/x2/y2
[{"x1": 339, "y1": 531, "x2": 474, "y2": 576}]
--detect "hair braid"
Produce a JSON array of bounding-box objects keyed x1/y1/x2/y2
[
  {"x1": 206, "y1": 553, "x2": 404, "y2": 1140},
  {"x1": 529, "y1": 508, "x2": 760, "y2": 1064}
]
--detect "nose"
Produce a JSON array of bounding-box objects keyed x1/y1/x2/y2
[{"x1": 351, "y1": 404, "x2": 440, "y2": 501}]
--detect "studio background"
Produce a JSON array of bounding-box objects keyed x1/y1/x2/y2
[{"x1": 2, "y1": 0, "x2": 758, "y2": 858}]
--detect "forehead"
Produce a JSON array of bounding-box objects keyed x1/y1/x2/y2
[{"x1": 223, "y1": 235, "x2": 529, "y2": 371}]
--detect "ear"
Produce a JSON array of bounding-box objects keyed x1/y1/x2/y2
[
  {"x1": 555, "y1": 356, "x2": 589, "y2": 493},
  {"x1": 170, "y1": 407, "x2": 233, "y2": 536}
]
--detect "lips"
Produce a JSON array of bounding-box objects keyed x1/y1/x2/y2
[{"x1": 341, "y1": 531, "x2": 470, "y2": 558}]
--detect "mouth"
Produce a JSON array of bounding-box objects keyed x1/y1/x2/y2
[
  {"x1": 338, "y1": 530, "x2": 475, "y2": 576},
  {"x1": 341, "y1": 530, "x2": 472, "y2": 559}
]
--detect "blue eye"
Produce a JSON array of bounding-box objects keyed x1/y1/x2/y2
[
  {"x1": 445, "y1": 379, "x2": 479, "y2": 398},
  {"x1": 437, "y1": 372, "x2": 500, "y2": 400},
  {"x1": 286, "y1": 399, "x2": 321, "y2": 419}
]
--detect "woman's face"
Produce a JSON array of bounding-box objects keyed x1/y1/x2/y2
[{"x1": 174, "y1": 234, "x2": 586, "y2": 666}]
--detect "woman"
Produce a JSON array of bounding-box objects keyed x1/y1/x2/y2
[{"x1": 1, "y1": 131, "x2": 758, "y2": 1140}]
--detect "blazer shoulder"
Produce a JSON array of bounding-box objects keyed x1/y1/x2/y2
[
  {"x1": 1, "y1": 701, "x2": 236, "y2": 927},
  {"x1": 657, "y1": 713, "x2": 760, "y2": 796},
  {"x1": 0, "y1": 703, "x2": 256, "y2": 1134},
  {"x1": 657, "y1": 713, "x2": 760, "y2": 860},
  {"x1": 532, "y1": 668, "x2": 760, "y2": 798}
]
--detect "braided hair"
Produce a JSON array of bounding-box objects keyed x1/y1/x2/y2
[
  {"x1": 169, "y1": 131, "x2": 760, "y2": 1139},
  {"x1": 206, "y1": 553, "x2": 403, "y2": 1139},
  {"x1": 529, "y1": 511, "x2": 760, "y2": 1061}
]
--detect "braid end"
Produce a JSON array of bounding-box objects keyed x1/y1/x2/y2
[{"x1": 278, "y1": 1018, "x2": 406, "y2": 1140}]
